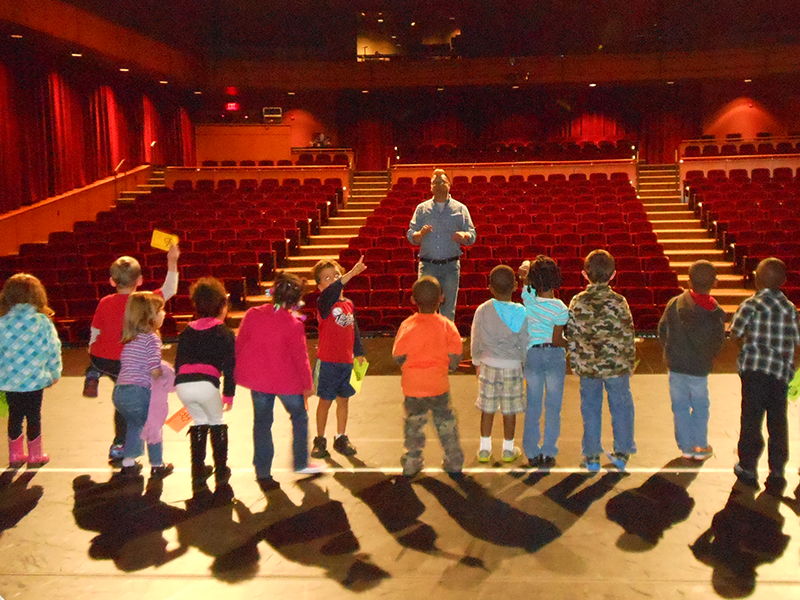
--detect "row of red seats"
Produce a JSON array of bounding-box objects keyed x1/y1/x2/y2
[
  {"x1": 396, "y1": 140, "x2": 636, "y2": 164},
  {"x1": 684, "y1": 167, "x2": 800, "y2": 185},
  {"x1": 396, "y1": 172, "x2": 632, "y2": 187},
  {"x1": 171, "y1": 177, "x2": 343, "y2": 192},
  {"x1": 200, "y1": 156, "x2": 348, "y2": 166},
  {"x1": 683, "y1": 141, "x2": 800, "y2": 158}
]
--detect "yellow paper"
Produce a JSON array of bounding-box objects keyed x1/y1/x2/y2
[
  {"x1": 349, "y1": 359, "x2": 369, "y2": 394},
  {"x1": 151, "y1": 229, "x2": 179, "y2": 251},
  {"x1": 166, "y1": 406, "x2": 192, "y2": 432}
]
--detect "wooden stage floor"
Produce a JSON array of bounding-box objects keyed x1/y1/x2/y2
[{"x1": 1, "y1": 345, "x2": 799, "y2": 599}]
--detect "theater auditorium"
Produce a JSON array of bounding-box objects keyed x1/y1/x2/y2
[{"x1": 1, "y1": 2, "x2": 799, "y2": 598}]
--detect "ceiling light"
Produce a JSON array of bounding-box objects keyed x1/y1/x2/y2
[
  {"x1": 743, "y1": 78, "x2": 752, "y2": 83},
  {"x1": 410, "y1": 21, "x2": 416, "y2": 26},
  {"x1": 589, "y1": 83, "x2": 597, "y2": 87},
  {"x1": 666, "y1": 81, "x2": 675, "y2": 85},
  {"x1": 159, "y1": 80, "x2": 169, "y2": 84},
  {"x1": 511, "y1": 85, "x2": 520, "y2": 89},
  {"x1": 119, "y1": 67, "x2": 130, "y2": 72},
  {"x1": 361, "y1": 90, "x2": 369, "y2": 94},
  {"x1": 437, "y1": 87, "x2": 444, "y2": 92},
  {"x1": 71, "y1": 53, "x2": 83, "y2": 57},
  {"x1": 10, "y1": 34, "x2": 23, "y2": 39},
  {"x1": 377, "y1": 18, "x2": 384, "y2": 23},
  {"x1": 287, "y1": 91, "x2": 296, "y2": 95},
  {"x1": 194, "y1": 91, "x2": 203, "y2": 95}
]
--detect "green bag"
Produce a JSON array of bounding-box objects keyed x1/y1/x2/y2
[{"x1": 0, "y1": 391, "x2": 7, "y2": 418}]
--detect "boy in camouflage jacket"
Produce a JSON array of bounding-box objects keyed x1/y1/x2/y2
[{"x1": 565, "y1": 250, "x2": 636, "y2": 472}]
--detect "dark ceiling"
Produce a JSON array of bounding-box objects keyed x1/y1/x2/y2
[{"x1": 61, "y1": 0, "x2": 800, "y2": 60}]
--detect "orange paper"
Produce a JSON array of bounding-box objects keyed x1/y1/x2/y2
[{"x1": 166, "y1": 406, "x2": 192, "y2": 432}]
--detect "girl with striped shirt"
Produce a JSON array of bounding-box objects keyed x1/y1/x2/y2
[{"x1": 112, "y1": 292, "x2": 173, "y2": 478}]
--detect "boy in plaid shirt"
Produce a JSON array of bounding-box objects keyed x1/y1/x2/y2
[{"x1": 730, "y1": 258, "x2": 800, "y2": 492}]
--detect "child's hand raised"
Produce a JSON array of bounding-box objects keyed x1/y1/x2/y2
[
  {"x1": 167, "y1": 243, "x2": 180, "y2": 265},
  {"x1": 342, "y1": 256, "x2": 367, "y2": 285}
]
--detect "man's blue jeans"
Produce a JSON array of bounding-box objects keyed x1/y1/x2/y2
[
  {"x1": 523, "y1": 346, "x2": 566, "y2": 458},
  {"x1": 418, "y1": 260, "x2": 460, "y2": 321},
  {"x1": 579, "y1": 374, "x2": 636, "y2": 457},
  {"x1": 112, "y1": 384, "x2": 163, "y2": 465},
  {"x1": 251, "y1": 391, "x2": 309, "y2": 479},
  {"x1": 668, "y1": 371, "x2": 710, "y2": 453}
]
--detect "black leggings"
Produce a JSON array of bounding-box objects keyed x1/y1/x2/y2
[{"x1": 5, "y1": 390, "x2": 44, "y2": 440}]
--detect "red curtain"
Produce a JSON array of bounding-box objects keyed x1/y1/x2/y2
[
  {"x1": 46, "y1": 72, "x2": 93, "y2": 194},
  {"x1": 559, "y1": 112, "x2": 631, "y2": 142},
  {"x1": 142, "y1": 95, "x2": 163, "y2": 164},
  {"x1": 179, "y1": 107, "x2": 195, "y2": 166},
  {"x1": 91, "y1": 85, "x2": 142, "y2": 175},
  {"x1": 0, "y1": 62, "x2": 24, "y2": 213}
]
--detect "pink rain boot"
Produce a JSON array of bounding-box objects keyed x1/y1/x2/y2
[
  {"x1": 26, "y1": 435, "x2": 49, "y2": 467},
  {"x1": 8, "y1": 435, "x2": 27, "y2": 468}
]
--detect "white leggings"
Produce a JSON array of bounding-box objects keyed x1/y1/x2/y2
[{"x1": 176, "y1": 381, "x2": 224, "y2": 426}]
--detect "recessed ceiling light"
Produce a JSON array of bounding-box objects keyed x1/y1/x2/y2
[
  {"x1": 377, "y1": 18, "x2": 384, "y2": 23},
  {"x1": 436, "y1": 87, "x2": 444, "y2": 92},
  {"x1": 287, "y1": 91, "x2": 296, "y2": 95},
  {"x1": 410, "y1": 21, "x2": 416, "y2": 26},
  {"x1": 119, "y1": 67, "x2": 130, "y2": 72},
  {"x1": 589, "y1": 83, "x2": 597, "y2": 87},
  {"x1": 361, "y1": 90, "x2": 369, "y2": 94},
  {"x1": 71, "y1": 53, "x2": 83, "y2": 57},
  {"x1": 743, "y1": 78, "x2": 752, "y2": 83},
  {"x1": 10, "y1": 34, "x2": 23, "y2": 39},
  {"x1": 391, "y1": 35, "x2": 397, "y2": 39},
  {"x1": 511, "y1": 85, "x2": 520, "y2": 89},
  {"x1": 194, "y1": 91, "x2": 203, "y2": 95},
  {"x1": 159, "y1": 80, "x2": 169, "y2": 84},
  {"x1": 666, "y1": 81, "x2": 675, "y2": 85}
]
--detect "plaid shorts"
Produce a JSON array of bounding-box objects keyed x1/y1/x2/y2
[{"x1": 475, "y1": 365, "x2": 525, "y2": 414}]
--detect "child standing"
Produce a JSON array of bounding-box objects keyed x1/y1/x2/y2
[
  {"x1": 175, "y1": 278, "x2": 236, "y2": 493},
  {"x1": 0, "y1": 274, "x2": 62, "y2": 467},
  {"x1": 565, "y1": 250, "x2": 636, "y2": 472},
  {"x1": 658, "y1": 260, "x2": 726, "y2": 461},
  {"x1": 518, "y1": 255, "x2": 569, "y2": 469},
  {"x1": 730, "y1": 258, "x2": 800, "y2": 492},
  {"x1": 113, "y1": 292, "x2": 173, "y2": 478},
  {"x1": 310, "y1": 256, "x2": 367, "y2": 459},
  {"x1": 393, "y1": 276, "x2": 464, "y2": 477},
  {"x1": 235, "y1": 273, "x2": 322, "y2": 491},
  {"x1": 470, "y1": 265, "x2": 528, "y2": 463},
  {"x1": 83, "y1": 244, "x2": 179, "y2": 465}
]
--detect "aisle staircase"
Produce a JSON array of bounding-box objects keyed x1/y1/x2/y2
[
  {"x1": 117, "y1": 167, "x2": 167, "y2": 205},
  {"x1": 638, "y1": 163, "x2": 750, "y2": 317}
]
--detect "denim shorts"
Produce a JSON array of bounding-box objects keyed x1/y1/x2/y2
[{"x1": 315, "y1": 360, "x2": 356, "y2": 401}]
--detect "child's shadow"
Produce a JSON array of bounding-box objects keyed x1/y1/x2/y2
[
  {"x1": 0, "y1": 469, "x2": 43, "y2": 536},
  {"x1": 71, "y1": 474, "x2": 187, "y2": 572},
  {"x1": 174, "y1": 485, "x2": 263, "y2": 583},
  {"x1": 605, "y1": 458, "x2": 698, "y2": 550},
  {"x1": 690, "y1": 484, "x2": 790, "y2": 598},
  {"x1": 254, "y1": 478, "x2": 391, "y2": 591},
  {"x1": 332, "y1": 457, "x2": 439, "y2": 553},
  {"x1": 417, "y1": 474, "x2": 561, "y2": 553}
]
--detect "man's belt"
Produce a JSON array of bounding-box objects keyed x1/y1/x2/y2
[{"x1": 419, "y1": 256, "x2": 459, "y2": 265}]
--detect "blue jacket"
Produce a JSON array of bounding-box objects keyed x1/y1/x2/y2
[
  {"x1": 407, "y1": 196, "x2": 477, "y2": 259},
  {"x1": 0, "y1": 304, "x2": 62, "y2": 392}
]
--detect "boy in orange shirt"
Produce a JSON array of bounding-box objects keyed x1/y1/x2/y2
[{"x1": 392, "y1": 276, "x2": 465, "y2": 477}]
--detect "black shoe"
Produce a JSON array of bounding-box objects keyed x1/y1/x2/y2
[
  {"x1": 527, "y1": 455, "x2": 542, "y2": 468},
  {"x1": 765, "y1": 472, "x2": 787, "y2": 496},
  {"x1": 209, "y1": 425, "x2": 230, "y2": 485},
  {"x1": 82, "y1": 377, "x2": 99, "y2": 398},
  {"x1": 150, "y1": 463, "x2": 174, "y2": 478},
  {"x1": 257, "y1": 476, "x2": 280, "y2": 492},
  {"x1": 734, "y1": 463, "x2": 759, "y2": 488},
  {"x1": 333, "y1": 434, "x2": 357, "y2": 456},
  {"x1": 310, "y1": 436, "x2": 330, "y2": 458},
  {"x1": 119, "y1": 463, "x2": 142, "y2": 478},
  {"x1": 539, "y1": 456, "x2": 556, "y2": 469}
]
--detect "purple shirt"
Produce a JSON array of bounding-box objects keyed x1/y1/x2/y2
[{"x1": 117, "y1": 332, "x2": 162, "y2": 389}]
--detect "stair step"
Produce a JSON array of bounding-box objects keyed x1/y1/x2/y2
[
  {"x1": 665, "y1": 249, "x2": 726, "y2": 260},
  {"x1": 328, "y1": 216, "x2": 368, "y2": 226},
  {"x1": 286, "y1": 255, "x2": 341, "y2": 269},
  {"x1": 637, "y1": 194, "x2": 683, "y2": 200},
  {"x1": 645, "y1": 203, "x2": 689, "y2": 211},
  {"x1": 297, "y1": 244, "x2": 347, "y2": 256},
  {"x1": 650, "y1": 219, "x2": 702, "y2": 228},
  {"x1": 119, "y1": 190, "x2": 151, "y2": 198},
  {"x1": 712, "y1": 290, "x2": 756, "y2": 303},
  {"x1": 647, "y1": 211, "x2": 696, "y2": 220},
  {"x1": 659, "y1": 239, "x2": 718, "y2": 250},
  {"x1": 319, "y1": 225, "x2": 362, "y2": 235},
  {"x1": 653, "y1": 228, "x2": 709, "y2": 239},
  {"x1": 678, "y1": 274, "x2": 746, "y2": 288},
  {"x1": 345, "y1": 202, "x2": 380, "y2": 210},
  {"x1": 671, "y1": 261, "x2": 737, "y2": 275},
  {"x1": 281, "y1": 266, "x2": 315, "y2": 279},
  {"x1": 309, "y1": 234, "x2": 357, "y2": 244},
  {"x1": 335, "y1": 209, "x2": 372, "y2": 217}
]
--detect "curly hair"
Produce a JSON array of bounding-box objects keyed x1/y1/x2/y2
[
  {"x1": 526, "y1": 255, "x2": 562, "y2": 293},
  {"x1": 272, "y1": 272, "x2": 306, "y2": 309},
  {"x1": 0, "y1": 273, "x2": 53, "y2": 317},
  {"x1": 189, "y1": 277, "x2": 228, "y2": 318}
]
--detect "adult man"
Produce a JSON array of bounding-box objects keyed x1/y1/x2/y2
[{"x1": 406, "y1": 168, "x2": 476, "y2": 321}]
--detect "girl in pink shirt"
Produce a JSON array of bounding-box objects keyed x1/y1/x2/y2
[{"x1": 235, "y1": 273, "x2": 322, "y2": 491}]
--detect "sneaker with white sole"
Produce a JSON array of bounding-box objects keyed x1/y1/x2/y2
[
  {"x1": 501, "y1": 447, "x2": 522, "y2": 463},
  {"x1": 476, "y1": 449, "x2": 491, "y2": 463},
  {"x1": 295, "y1": 462, "x2": 324, "y2": 475},
  {"x1": 606, "y1": 452, "x2": 629, "y2": 471},
  {"x1": 581, "y1": 455, "x2": 601, "y2": 472},
  {"x1": 692, "y1": 446, "x2": 713, "y2": 460}
]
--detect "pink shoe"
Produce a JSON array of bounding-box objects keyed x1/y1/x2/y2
[
  {"x1": 8, "y1": 435, "x2": 27, "y2": 468},
  {"x1": 26, "y1": 436, "x2": 49, "y2": 467}
]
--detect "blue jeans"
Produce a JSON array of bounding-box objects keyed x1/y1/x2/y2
[
  {"x1": 668, "y1": 371, "x2": 710, "y2": 452},
  {"x1": 251, "y1": 391, "x2": 309, "y2": 479},
  {"x1": 112, "y1": 384, "x2": 163, "y2": 465},
  {"x1": 418, "y1": 260, "x2": 460, "y2": 321},
  {"x1": 580, "y1": 374, "x2": 636, "y2": 456},
  {"x1": 523, "y1": 346, "x2": 566, "y2": 458}
]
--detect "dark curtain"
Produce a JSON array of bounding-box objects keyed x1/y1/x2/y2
[{"x1": 0, "y1": 62, "x2": 23, "y2": 213}]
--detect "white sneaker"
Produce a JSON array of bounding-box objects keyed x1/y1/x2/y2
[{"x1": 295, "y1": 462, "x2": 324, "y2": 475}]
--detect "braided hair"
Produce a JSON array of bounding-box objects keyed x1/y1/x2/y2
[
  {"x1": 526, "y1": 255, "x2": 562, "y2": 294},
  {"x1": 271, "y1": 272, "x2": 306, "y2": 309}
]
